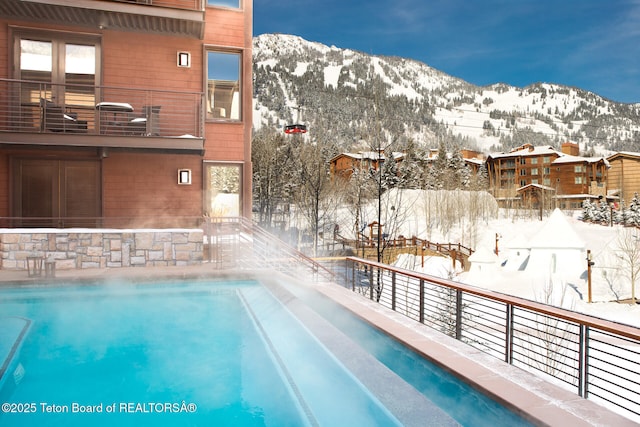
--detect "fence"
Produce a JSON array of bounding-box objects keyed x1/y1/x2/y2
[{"x1": 345, "y1": 256, "x2": 640, "y2": 421}]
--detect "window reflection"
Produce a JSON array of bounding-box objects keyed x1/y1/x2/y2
[
  {"x1": 205, "y1": 164, "x2": 241, "y2": 217},
  {"x1": 207, "y1": 51, "x2": 240, "y2": 120},
  {"x1": 207, "y1": 0, "x2": 240, "y2": 8}
]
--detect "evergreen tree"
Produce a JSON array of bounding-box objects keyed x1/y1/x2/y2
[
  {"x1": 629, "y1": 193, "x2": 640, "y2": 226},
  {"x1": 597, "y1": 200, "x2": 610, "y2": 224},
  {"x1": 446, "y1": 145, "x2": 470, "y2": 189},
  {"x1": 380, "y1": 150, "x2": 400, "y2": 191},
  {"x1": 580, "y1": 199, "x2": 594, "y2": 222}
]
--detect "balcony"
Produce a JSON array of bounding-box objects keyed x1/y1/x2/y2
[
  {"x1": 0, "y1": 78, "x2": 204, "y2": 153},
  {"x1": 0, "y1": 0, "x2": 205, "y2": 39}
]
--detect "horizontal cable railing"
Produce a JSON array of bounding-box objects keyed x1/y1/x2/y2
[
  {"x1": 105, "y1": 0, "x2": 204, "y2": 11},
  {"x1": 0, "y1": 78, "x2": 203, "y2": 139},
  {"x1": 345, "y1": 256, "x2": 640, "y2": 421},
  {"x1": 202, "y1": 216, "x2": 336, "y2": 282}
]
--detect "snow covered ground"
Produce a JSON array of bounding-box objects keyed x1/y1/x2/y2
[
  {"x1": 328, "y1": 189, "x2": 640, "y2": 329},
  {"x1": 390, "y1": 206, "x2": 640, "y2": 329}
]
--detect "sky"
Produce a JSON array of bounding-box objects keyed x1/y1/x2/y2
[{"x1": 254, "y1": 0, "x2": 640, "y2": 104}]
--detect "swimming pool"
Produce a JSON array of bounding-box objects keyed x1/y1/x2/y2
[{"x1": 0, "y1": 278, "x2": 532, "y2": 426}]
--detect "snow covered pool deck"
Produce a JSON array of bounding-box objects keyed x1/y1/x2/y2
[{"x1": 0, "y1": 265, "x2": 636, "y2": 426}]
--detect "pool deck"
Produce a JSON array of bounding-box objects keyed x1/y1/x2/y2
[{"x1": 0, "y1": 265, "x2": 637, "y2": 426}]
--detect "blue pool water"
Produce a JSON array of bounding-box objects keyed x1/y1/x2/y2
[
  {"x1": 0, "y1": 279, "x2": 533, "y2": 426},
  {"x1": 280, "y1": 283, "x2": 533, "y2": 427}
]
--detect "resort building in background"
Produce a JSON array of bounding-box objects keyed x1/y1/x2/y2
[
  {"x1": 0, "y1": 0, "x2": 253, "y2": 228},
  {"x1": 486, "y1": 142, "x2": 609, "y2": 209},
  {"x1": 606, "y1": 151, "x2": 640, "y2": 205}
]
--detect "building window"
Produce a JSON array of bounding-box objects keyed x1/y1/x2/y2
[
  {"x1": 531, "y1": 179, "x2": 538, "y2": 184},
  {"x1": 543, "y1": 167, "x2": 550, "y2": 174},
  {"x1": 520, "y1": 180, "x2": 526, "y2": 187},
  {"x1": 207, "y1": 0, "x2": 240, "y2": 8},
  {"x1": 543, "y1": 178, "x2": 551, "y2": 185},
  {"x1": 520, "y1": 158, "x2": 526, "y2": 165},
  {"x1": 574, "y1": 165, "x2": 583, "y2": 173},
  {"x1": 531, "y1": 158, "x2": 538, "y2": 164},
  {"x1": 543, "y1": 156, "x2": 551, "y2": 164},
  {"x1": 204, "y1": 163, "x2": 242, "y2": 217},
  {"x1": 15, "y1": 30, "x2": 100, "y2": 113},
  {"x1": 575, "y1": 176, "x2": 583, "y2": 184},
  {"x1": 531, "y1": 168, "x2": 538, "y2": 175},
  {"x1": 206, "y1": 50, "x2": 241, "y2": 120},
  {"x1": 520, "y1": 169, "x2": 527, "y2": 176}
]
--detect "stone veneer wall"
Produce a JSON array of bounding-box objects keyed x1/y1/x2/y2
[{"x1": 0, "y1": 230, "x2": 203, "y2": 270}]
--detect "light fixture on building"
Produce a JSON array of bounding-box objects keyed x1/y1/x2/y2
[
  {"x1": 177, "y1": 51, "x2": 191, "y2": 68},
  {"x1": 178, "y1": 169, "x2": 191, "y2": 185}
]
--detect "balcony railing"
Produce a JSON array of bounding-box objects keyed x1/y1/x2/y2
[
  {"x1": 107, "y1": 0, "x2": 205, "y2": 10},
  {"x1": 0, "y1": 78, "x2": 204, "y2": 150}
]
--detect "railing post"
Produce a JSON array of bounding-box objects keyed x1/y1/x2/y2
[
  {"x1": 505, "y1": 303, "x2": 514, "y2": 364},
  {"x1": 578, "y1": 325, "x2": 589, "y2": 397},
  {"x1": 349, "y1": 259, "x2": 355, "y2": 291},
  {"x1": 455, "y1": 289, "x2": 463, "y2": 340},
  {"x1": 391, "y1": 271, "x2": 396, "y2": 311},
  {"x1": 369, "y1": 266, "x2": 374, "y2": 300},
  {"x1": 419, "y1": 278, "x2": 425, "y2": 324}
]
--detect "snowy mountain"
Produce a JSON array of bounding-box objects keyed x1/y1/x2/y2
[{"x1": 253, "y1": 33, "x2": 640, "y2": 154}]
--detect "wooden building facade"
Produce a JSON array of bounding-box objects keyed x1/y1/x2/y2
[{"x1": 607, "y1": 152, "x2": 640, "y2": 204}]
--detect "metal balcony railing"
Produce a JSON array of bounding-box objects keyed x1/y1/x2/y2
[
  {"x1": 107, "y1": 0, "x2": 205, "y2": 10},
  {"x1": 0, "y1": 78, "x2": 204, "y2": 140}
]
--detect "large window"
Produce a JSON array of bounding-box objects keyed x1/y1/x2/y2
[
  {"x1": 15, "y1": 31, "x2": 99, "y2": 107},
  {"x1": 204, "y1": 163, "x2": 242, "y2": 217},
  {"x1": 206, "y1": 51, "x2": 241, "y2": 120}
]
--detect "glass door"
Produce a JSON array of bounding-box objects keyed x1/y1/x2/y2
[{"x1": 15, "y1": 31, "x2": 100, "y2": 131}]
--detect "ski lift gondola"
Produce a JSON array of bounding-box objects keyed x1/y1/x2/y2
[
  {"x1": 284, "y1": 124, "x2": 307, "y2": 134},
  {"x1": 284, "y1": 105, "x2": 307, "y2": 134}
]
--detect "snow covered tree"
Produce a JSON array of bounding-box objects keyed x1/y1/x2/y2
[
  {"x1": 627, "y1": 193, "x2": 640, "y2": 227},
  {"x1": 252, "y1": 128, "x2": 297, "y2": 228},
  {"x1": 379, "y1": 150, "x2": 400, "y2": 191},
  {"x1": 446, "y1": 144, "x2": 470, "y2": 189},
  {"x1": 425, "y1": 140, "x2": 448, "y2": 190},
  {"x1": 615, "y1": 227, "x2": 640, "y2": 304},
  {"x1": 580, "y1": 199, "x2": 595, "y2": 222}
]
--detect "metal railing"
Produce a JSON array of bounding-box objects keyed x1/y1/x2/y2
[
  {"x1": 0, "y1": 78, "x2": 204, "y2": 139},
  {"x1": 345, "y1": 257, "x2": 640, "y2": 421},
  {"x1": 202, "y1": 216, "x2": 335, "y2": 281},
  {"x1": 106, "y1": 0, "x2": 205, "y2": 10},
  {"x1": 0, "y1": 215, "x2": 335, "y2": 281}
]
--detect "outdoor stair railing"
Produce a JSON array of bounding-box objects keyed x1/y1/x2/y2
[
  {"x1": 202, "y1": 216, "x2": 335, "y2": 282},
  {"x1": 345, "y1": 256, "x2": 640, "y2": 422}
]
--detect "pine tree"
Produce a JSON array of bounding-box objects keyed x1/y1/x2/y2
[
  {"x1": 620, "y1": 199, "x2": 631, "y2": 226},
  {"x1": 597, "y1": 200, "x2": 611, "y2": 225},
  {"x1": 447, "y1": 146, "x2": 470, "y2": 189},
  {"x1": 580, "y1": 199, "x2": 593, "y2": 222},
  {"x1": 629, "y1": 193, "x2": 640, "y2": 226}
]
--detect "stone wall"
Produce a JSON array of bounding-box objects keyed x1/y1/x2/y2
[{"x1": 0, "y1": 229, "x2": 203, "y2": 270}]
